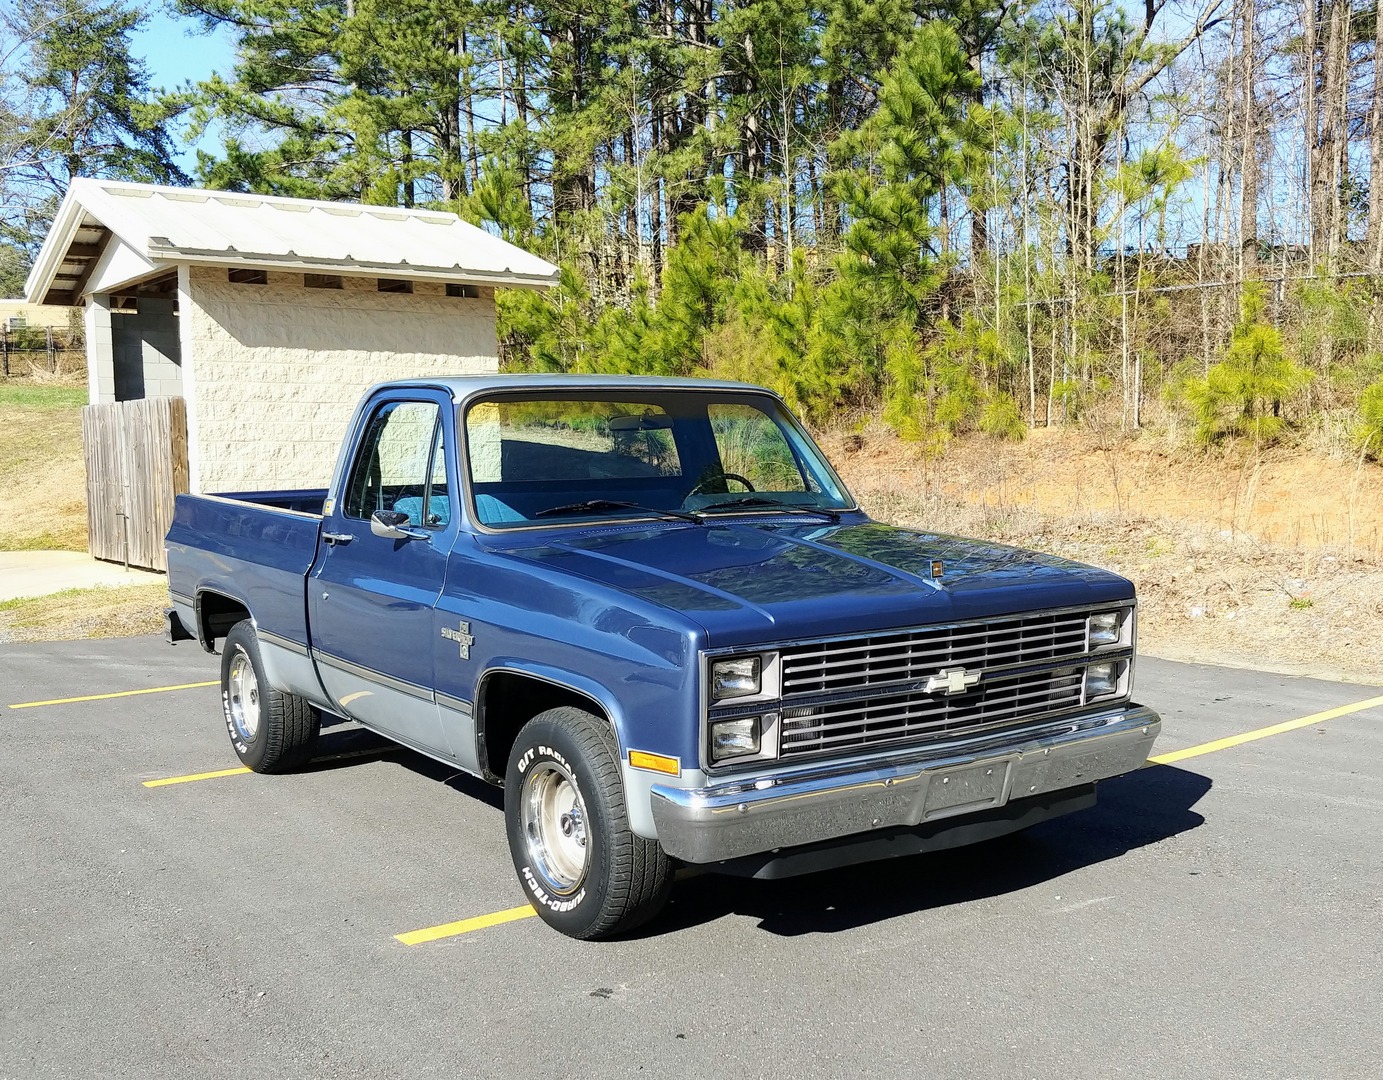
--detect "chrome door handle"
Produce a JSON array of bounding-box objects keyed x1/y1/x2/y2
[{"x1": 322, "y1": 532, "x2": 355, "y2": 546}]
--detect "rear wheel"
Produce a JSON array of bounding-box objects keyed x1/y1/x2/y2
[
  {"x1": 505, "y1": 707, "x2": 673, "y2": 939},
  {"x1": 221, "y1": 619, "x2": 320, "y2": 773}
]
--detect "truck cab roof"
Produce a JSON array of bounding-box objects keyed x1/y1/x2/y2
[{"x1": 368, "y1": 374, "x2": 775, "y2": 402}]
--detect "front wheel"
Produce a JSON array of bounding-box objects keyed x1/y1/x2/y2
[
  {"x1": 221, "y1": 619, "x2": 320, "y2": 773},
  {"x1": 505, "y1": 708, "x2": 673, "y2": 939}
]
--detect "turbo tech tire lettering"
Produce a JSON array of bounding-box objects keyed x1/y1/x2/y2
[{"x1": 222, "y1": 691, "x2": 248, "y2": 754}]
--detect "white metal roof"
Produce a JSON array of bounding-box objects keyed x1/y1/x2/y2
[{"x1": 25, "y1": 179, "x2": 559, "y2": 304}]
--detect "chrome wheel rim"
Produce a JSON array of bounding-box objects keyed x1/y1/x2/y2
[
  {"x1": 227, "y1": 648, "x2": 261, "y2": 742},
  {"x1": 521, "y1": 761, "x2": 589, "y2": 895}
]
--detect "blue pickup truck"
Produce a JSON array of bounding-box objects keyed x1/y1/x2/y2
[{"x1": 165, "y1": 375, "x2": 1160, "y2": 938}]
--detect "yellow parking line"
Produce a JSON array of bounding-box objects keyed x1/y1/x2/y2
[
  {"x1": 143, "y1": 766, "x2": 251, "y2": 788},
  {"x1": 142, "y1": 746, "x2": 399, "y2": 788},
  {"x1": 8, "y1": 681, "x2": 219, "y2": 710},
  {"x1": 396, "y1": 692, "x2": 1383, "y2": 945},
  {"x1": 395, "y1": 904, "x2": 538, "y2": 945},
  {"x1": 1147, "y1": 693, "x2": 1383, "y2": 766}
]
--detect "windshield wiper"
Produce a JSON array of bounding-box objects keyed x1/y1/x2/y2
[
  {"x1": 534, "y1": 499, "x2": 703, "y2": 523},
  {"x1": 696, "y1": 497, "x2": 843, "y2": 522}
]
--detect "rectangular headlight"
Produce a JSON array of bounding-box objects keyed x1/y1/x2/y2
[
  {"x1": 710, "y1": 716, "x2": 761, "y2": 762},
  {"x1": 1089, "y1": 610, "x2": 1124, "y2": 648},
  {"x1": 711, "y1": 656, "x2": 761, "y2": 701},
  {"x1": 1086, "y1": 660, "x2": 1121, "y2": 700}
]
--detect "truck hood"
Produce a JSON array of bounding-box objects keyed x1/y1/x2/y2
[{"x1": 498, "y1": 520, "x2": 1133, "y2": 648}]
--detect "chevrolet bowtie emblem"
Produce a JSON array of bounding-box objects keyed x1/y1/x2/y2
[{"x1": 922, "y1": 666, "x2": 982, "y2": 696}]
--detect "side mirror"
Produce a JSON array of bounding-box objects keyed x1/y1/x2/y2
[{"x1": 370, "y1": 509, "x2": 430, "y2": 541}]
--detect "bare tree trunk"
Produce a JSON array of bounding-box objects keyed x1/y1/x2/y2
[
  {"x1": 1200, "y1": 56, "x2": 1213, "y2": 374},
  {"x1": 652, "y1": 104, "x2": 666, "y2": 284},
  {"x1": 1305, "y1": 0, "x2": 1321, "y2": 266},
  {"x1": 1239, "y1": 0, "x2": 1259, "y2": 280},
  {"x1": 1370, "y1": 0, "x2": 1383, "y2": 344},
  {"x1": 462, "y1": 29, "x2": 478, "y2": 195},
  {"x1": 1021, "y1": 75, "x2": 1036, "y2": 427},
  {"x1": 741, "y1": 29, "x2": 765, "y2": 254},
  {"x1": 1048, "y1": 303, "x2": 1059, "y2": 427},
  {"x1": 969, "y1": 51, "x2": 990, "y2": 267},
  {"x1": 939, "y1": 184, "x2": 951, "y2": 257},
  {"x1": 1323, "y1": 0, "x2": 1349, "y2": 270},
  {"x1": 1306, "y1": 0, "x2": 1348, "y2": 271},
  {"x1": 808, "y1": 156, "x2": 823, "y2": 244},
  {"x1": 1117, "y1": 128, "x2": 1130, "y2": 430},
  {"x1": 624, "y1": 128, "x2": 639, "y2": 290}
]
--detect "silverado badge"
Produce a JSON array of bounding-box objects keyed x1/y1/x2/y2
[
  {"x1": 441, "y1": 620, "x2": 475, "y2": 660},
  {"x1": 922, "y1": 666, "x2": 981, "y2": 696}
]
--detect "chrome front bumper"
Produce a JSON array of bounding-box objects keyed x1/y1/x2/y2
[{"x1": 649, "y1": 705, "x2": 1160, "y2": 864}]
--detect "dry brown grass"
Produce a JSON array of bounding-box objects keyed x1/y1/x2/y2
[
  {"x1": 0, "y1": 582, "x2": 167, "y2": 644},
  {"x1": 820, "y1": 423, "x2": 1383, "y2": 557},
  {"x1": 0, "y1": 378, "x2": 89, "y2": 551},
  {"x1": 830, "y1": 427, "x2": 1383, "y2": 686}
]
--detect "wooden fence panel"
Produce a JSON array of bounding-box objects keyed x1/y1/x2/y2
[{"x1": 82, "y1": 398, "x2": 188, "y2": 572}]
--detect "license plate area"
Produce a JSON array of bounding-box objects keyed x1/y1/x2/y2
[{"x1": 922, "y1": 759, "x2": 1013, "y2": 821}]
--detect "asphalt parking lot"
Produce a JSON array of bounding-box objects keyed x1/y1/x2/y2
[{"x1": 2, "y1": 637, "x2": 1381, "y2": 1080}]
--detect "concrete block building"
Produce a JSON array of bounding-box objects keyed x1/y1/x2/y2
[{"x1": 24, "y1": 180, "x2": 558, "y2": 493}]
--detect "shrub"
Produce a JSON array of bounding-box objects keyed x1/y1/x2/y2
[
  {"x1": 1183, "y1": 282, "x2": 1311, "y2": 446},
  {"x1": 1356, "y1": 378, "x2": 1383, "y2": 458},
  {"x1": 979, "y1": 395, "x2": 1026, "y2": 440}
]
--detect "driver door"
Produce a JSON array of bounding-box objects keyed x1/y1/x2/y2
[{"x1": 309, "y1": 391, "x2": 456, "y2": 756}]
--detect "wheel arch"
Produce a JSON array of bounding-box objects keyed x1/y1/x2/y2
[
  {"x1": 195, "y1": 589, "x2": 251, "y2": 651},
  {"x1": 475, "y1": 665, "x2": 625, "y2": 785}
]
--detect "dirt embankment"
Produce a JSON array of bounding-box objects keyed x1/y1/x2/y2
[{"x1": 825, "y1": 427, "x2": 1383, "y2": 686}]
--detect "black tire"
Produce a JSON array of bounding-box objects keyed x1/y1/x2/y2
[
  {"x1": 505, "y1": 707, "x2": 674, "y2": 940},
  {"x1": 221, "y1": 619, "x2": 320, "y2": 773}
]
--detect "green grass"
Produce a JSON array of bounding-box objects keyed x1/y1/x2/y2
[
  {"x1": 0, "y1": 581, "x2": 167, "y2": 641},
  {"x1": 0, "y1": 382, "x2": 87, "y2": 409},
  {"x1": 0, "y1": 377, "x2": 90, "y2": 552},
  {"x1": 0, "y1": 585, "x2": 109, "y2": 613},
  {"x1": 0, "y1": 531, "x2": 81, "y2": 552}
]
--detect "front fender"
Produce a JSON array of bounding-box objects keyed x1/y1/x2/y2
[{"x1": 476, "y1": 658, "x2": 704, "y2": 840}]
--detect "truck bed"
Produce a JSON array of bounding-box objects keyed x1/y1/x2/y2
[
  {"x1": 207, "y1": 488, "x2": 329, "y2": 515},
  {"x1": 165, "y1": 489, "x2": 328, "y2": 650}
]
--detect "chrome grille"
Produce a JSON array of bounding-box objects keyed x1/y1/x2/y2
[
  {"x1": 779, "y1": 666, "x2": 1086, "y2": 757},
  {"x1": 780, "y1": 611, "x2": 1090, "y2": 697}
]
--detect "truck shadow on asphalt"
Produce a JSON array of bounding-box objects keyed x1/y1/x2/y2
[
  {"x1": 650, "y1": 764, "x2": 1212, "y2": 937},
  {"x1": 306, "y1": 725, "x2": 506, "y2": 808},
  {"x1": 305, "y1": 727, "x2": 1209, "y2": 938}
]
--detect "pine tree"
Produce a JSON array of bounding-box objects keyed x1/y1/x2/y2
[
  {"x1": 821, "y1": 20, "x2": 980, "y2": 426},
  {"x1": 1186, "y1": 283, "x2": 1312, "y2": 446},
  {"x1": 2, "y1": 0, "x2": 186, "y2": 256}
]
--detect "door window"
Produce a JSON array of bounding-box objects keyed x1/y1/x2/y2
[{"x1": 344, "y1": 401, "x2": 449, "y2": 526}]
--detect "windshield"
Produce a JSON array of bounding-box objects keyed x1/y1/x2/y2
[{"x1": 462, "y1": 391, "x2": 853, "y2": 528}]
